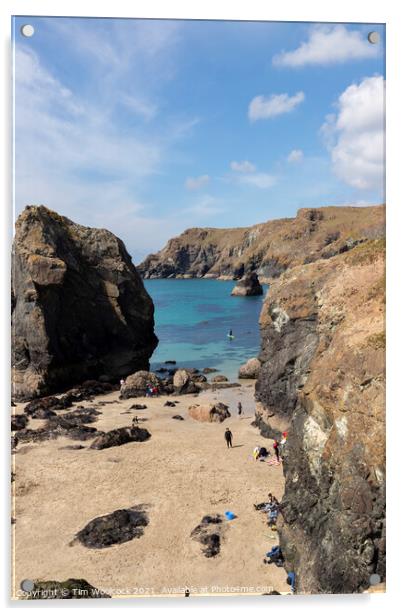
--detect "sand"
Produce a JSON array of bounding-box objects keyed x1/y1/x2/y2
[{"x1": 12, "y1": 383, "x2": 288, "y2": 599}]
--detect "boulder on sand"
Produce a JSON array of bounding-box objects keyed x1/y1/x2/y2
[
  {"x1": 120, "y1": 371, "x2": 160, "y2": 399},
  {"x1": 75, "y1": 505, "x2": 149, "y2": 549},
  {"x1": 191, "y1": 514, "x2": 225, "y2": 558},
  {"x1": 90, "y1": 426, "x2": 151, "y2": 450},
  {"x1": 211, "y1": 374, "x2": 229, "y2": 383},
  {"x1": 231, "y1": 272, "x2": 263, "y2": 296},
  {"x1": 173, "y1": 369, "x2": 200, "y2": 395},
  {"x1": 188, "y1": 402, "x2": 230, "y2": 423},
  {"x1": 238, "y1": 357, "x2": 261, "y2": 379}
]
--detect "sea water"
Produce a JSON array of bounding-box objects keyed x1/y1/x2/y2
[{"x1": 144, "y1": 279, "x2": 268, "y2": 381}]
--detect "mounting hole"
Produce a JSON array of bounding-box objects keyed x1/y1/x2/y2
[
  {"x1": 368, "y1": 31, "x2": 380, "y2": 44},
  {"x1": 369, "y1": 573, "x2": 381, "y2": 586},
  {"x1": 21, "y1": 24, "x2": 35, "y2": 38},
  {"x1": 20, "y1": 579, "x2": 34, "y2": 592}
]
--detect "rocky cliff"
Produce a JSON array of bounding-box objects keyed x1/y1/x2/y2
[
  {"x1": 138, "y1": 205, "x2": 385, "y2": 281},
  {"x1": 12, "y1": 206, "x2": 158, "y2": 400},
  {"x1": 255, "y1": 238, "x2": 385, "y2": 593}
]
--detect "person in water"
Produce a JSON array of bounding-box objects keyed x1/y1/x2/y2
[
  {"x1": 228, "y1": 329, "x2": 233, "y2": 337},
  {"x1": 224, "y1": 428, "x2": 233, "y2": 448}
]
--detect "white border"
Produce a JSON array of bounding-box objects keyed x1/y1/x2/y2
[{"x1": 1, "y1": 1, "x2": 401, "y2": 614}]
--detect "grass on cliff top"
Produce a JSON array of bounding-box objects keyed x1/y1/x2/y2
[{"x1": 345, "y1": 238, "x2": 385, "y2": 266}]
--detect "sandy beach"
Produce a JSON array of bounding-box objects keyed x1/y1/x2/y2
[{"x1": 12, "y1": 382, "x2": 288, "y2": 599}]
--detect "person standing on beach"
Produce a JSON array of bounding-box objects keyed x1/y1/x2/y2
[
  {"x1": 238, "y1": 402, "x2": 242, "y2": 416},
  {"x1": 273, "y1": 439, "x2": 280, "y2": 461},
  {"x1": 224, "y1": 428, "x2": 233, "y2": 448}
]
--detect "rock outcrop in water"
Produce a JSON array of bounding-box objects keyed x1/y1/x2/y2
[
  {"x1": 138, "y1": 205, "x2": 384, "y2": 280},
  {"x1": 255, "y1": 238, "x2": 385, "y2": 593},
  {"x1": 12, "y1": 206, "x2": 158, "y2": 401},
  {"x1": 231, "y1": 272, "x2": 263, "y2": 296}
]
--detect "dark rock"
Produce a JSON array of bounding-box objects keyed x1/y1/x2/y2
[
  {"x1": 75, "y1": 505, "x2": 148, "y2": 549},
  {"x1": 60, "y1": 444, "x2": 85, "y2": 450},
  {"x1": 25, "y1": 579, "x2": 110, "y2": 599},
  {"x1": 192, "y1": 373, "x2": 207, "y2": 383},
  {"x1": 130, "y1": 404, "x2": 147, "y2": 410},
  {"x1": 30, "y1": 408, "x2": 57, "y2": 420},
  {"x1": 202, "y1": 367, "x2": 218, "y2": 374},
  {"x1": 164, "y1": 360, "x2": 177, "y2": 365},
  {"x1": 164, "y1": 401, "x2": 176, "y2": 407},
  {"x1": 90, "y1": 427, "x2": 151, "y2": 450},
  {"x1": 17, "y1": 409, "x2": 104, "y2": 444},
  {"x1": 172, "y1": 415, "x2": 184, "y2": 421},
  {"x1": 211, "y1": 374, "x2": 229, "y2": 383},
  {"x1": 11, "y1": 414, "x2": 28, "y2": 431},
  {"x1": 12, "y1": 205, "x2": 157, "y2": 401},
  {"x1": 191, "y1": 514, "x2": 224, "y2": 558},
  {"x1": 24, "y1": 395, "x2": 71, "y2": 415},
  {"x1": 231, "y1": 271, "x2": 263, "y2": 296}
]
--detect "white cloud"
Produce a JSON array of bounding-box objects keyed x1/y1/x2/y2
[
  {"x1": 320, "y1": 75, "x2": 385, "y2": 191},
  {"x1": 287, "y1": 149, "x2": 304, "y2": 163},
  {"x1": 230, "y1": 160, "x2": 256, "y2": 173},
  {"x1": 248, "y1": 91, "x2": 305, "y2": 121},
  {"x1": 273, "y1": 25, "x2": 378, "y2": 67},
  {"x1": 239, "y1": 173, "x2": 276, "y2": 189},
  {"x1": 184, "y1": 194, "x2": 224, "y2": 217},
  {"x1": 185, "y1": 175, "x2": 210, "y2": 190}
]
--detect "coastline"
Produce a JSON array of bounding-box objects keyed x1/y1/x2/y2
[{"x1": 12, "y1": 383, "x2": 288, "y2": 598}]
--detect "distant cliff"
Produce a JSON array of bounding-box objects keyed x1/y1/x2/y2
[
  {"x1": 138, "y1": 205, "x2": 385, "y2": 281},
  {"x1": 255, "y1": 237, "x2": 385, "y2": 593},
  {"x1": 12, "y1": 206, "x2": 158, "y2": 400}
]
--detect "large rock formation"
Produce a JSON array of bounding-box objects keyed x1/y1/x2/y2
[
  {"x1": 138, "y1": 205, "x2": 384, "y2": 280},
  {"x1": 12, "y1": 206, "x2": 158, "y2": 400},
  {"x1": 188, "y1": 402, "x2": 230, "y2": 423},
  {"x1": 255, "y1": 238, "x2": 385, "y2": 593},
  {"x1": 231, "y1": 272, "x2": 263, "y2": 296}
]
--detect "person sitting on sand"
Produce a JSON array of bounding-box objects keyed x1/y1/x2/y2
[
  {"x1": 132, "y1": 416, "x2": 139, "y2": 428},
  {"x1": 238, "y1": 401, "x2": 242, "y2": 416},
  {"x1": 253, "y1": 446, "x2": 260, "y2": 460},
  {"x1": 224, "y1": 428, "x2": 233, "y2": 448}
]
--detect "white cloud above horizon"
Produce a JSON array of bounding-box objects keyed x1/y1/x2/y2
[
  {"x1": 185, "y1": 175, "x2": 210, "y2": 190},
  {"x1": 320, "y1": 75, "x2": 385, "y2": 191},
  {"x1": 248, "y1": 91, "x2": 305, "y2": 121},
  {"x1": 230, "y1": 160, "x2": 256, "y2": 173},
  {"x1": 183, "y1": 194, "x2": 224, "y2": 217},
  {"x1": 273, "y1": 25, "x2": 378, "y2": 67},
  {"x1": 287, "y1": 149, "x2": 304, "y2": 163},
  {"x1": 238, "y1": 173, "x2": 276, "y2": 189}
]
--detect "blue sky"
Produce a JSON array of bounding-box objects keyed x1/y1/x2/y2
[{"x1": 13, "y1": 17, "x2": 385, "y2": 262}]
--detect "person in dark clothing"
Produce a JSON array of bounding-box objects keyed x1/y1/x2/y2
[
  {"x1": 273, "y1": 439, "x2": 280, "y2": 461},
  {"x1": 224, "y1": 428, "x2": 233, "y2": 448},
  {"x1": 238, "y1": 402, "x2": 242, "y2": 416}
]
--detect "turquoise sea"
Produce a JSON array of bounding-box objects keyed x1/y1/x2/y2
[{"x1": 144, "y1": 279, "x2": 268, "y2": 381}]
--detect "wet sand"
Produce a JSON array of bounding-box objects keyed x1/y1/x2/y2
[{"x1": 12, "y1": 383, "x2": 288, "y2": 598}]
